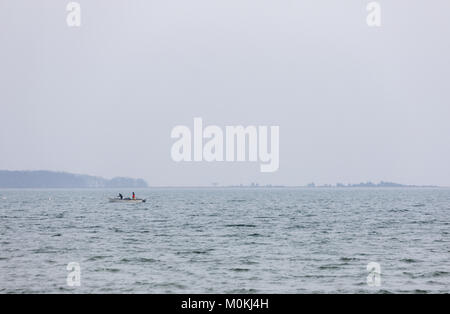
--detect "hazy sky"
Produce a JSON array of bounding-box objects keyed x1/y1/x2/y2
[{"x1": 1, "y1": 0, "x2": 449, "y2": 186}]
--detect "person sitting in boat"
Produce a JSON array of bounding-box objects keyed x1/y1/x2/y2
[
  {"x1": 118, "y1": 193, "x2": 123, "y2": 200},
  {"x1": 132, "y1": 192, "x2": 136, "y2": 200}
]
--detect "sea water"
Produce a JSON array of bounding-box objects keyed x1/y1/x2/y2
[{"x1": 0, "y1": 188, "x2": 449, "y2": 293}]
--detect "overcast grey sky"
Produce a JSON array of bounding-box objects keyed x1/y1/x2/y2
[{"x1": 1, "y1": 0, "x2": 449, "y2": 186}]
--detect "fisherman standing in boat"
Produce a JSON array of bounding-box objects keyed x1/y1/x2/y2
[
  {"x1": 132, "y1": 192, "x2": 135, "y2": 200},
  {"x1": 118, "y1": 193, "x2": 123, "y2": 200}
]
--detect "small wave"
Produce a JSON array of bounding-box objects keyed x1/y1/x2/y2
[
  {"x1": 230, "y1": 268, "x2": 250, "y2": 272},
  {"x1": 225, "y1": 224, "x2": 256, "y2": 228},
  {"x1": 32, "y1": 247, "x2": 58, "y2": 254},
  {"x1": 87, "y1": 255, "x2": 111, "y2": 261},
  {"x1": 376, "y1": 290, "x2": 394, "y2": 294},
  {"x1": 226, "y1": 288, "x2": 259, "y2": 293},
  {"x1": 120, "y1": 257, "x2": 157, "y2": 263},
  {"x1": 412, "y1": 204, "x2": 426, "y2": 207},
  {"x1": 400, "y1": 258, "x2": 419, "y2": 264},
  {"x1": 319, "y1": 264, "x2": 342, "y2": 270},
  {"x1": 404, "y1": 270, "x2": 449, "y2": 279},
  {"x1": 192, "y1": 249, "x2": 212, "y2": 254},
  {"x1": 430, "y1": 271, "x2": 450, "y2": 278},
  {"x1": 339, "y1": 257, "x2": 360, "y2": 262},
  {"x1": 425, "y1": 280, "x2": 446, "y2": 286},
  {"x1": 86, "y1": 225, "x2": 102, "y2": 229},
  {"x1": 137, "y1": 257, "x2": 157, "y2": 263},
  {"x1": 403, "y1": 271, "x2": 418, "y2": 279},
  {"x1": 389, "y1": 208, "x2": 409, "y2": 213},
  {"x1": 287, "y1": 225, "x2": 305, "y2": 230},
  {"x1": 134, "y1": 281, "x2": 151, "y2": 286},
  {"x1": 124, "y1": 238, "x2": 140, "y2": 243},
  {"x1": 153, "y1": 282, "x2": 187, "y2": 290},
  {"x1": 105, "y1": 268, "x2": 121, "y2": 273},
  {"x1": 176, "y1": 249, "x2": 214, "y2": 255},
  {"x1": 95, "y1": 268, "x2": 120, "y2": 273}
]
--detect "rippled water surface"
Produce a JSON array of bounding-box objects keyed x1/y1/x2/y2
[{"x1": 0, "y1": 188, "x2": 449, "y2": 293}]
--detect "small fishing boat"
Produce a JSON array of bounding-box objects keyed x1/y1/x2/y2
[{"x1": 109, "y1": 198, "x2": 146, "y2": 203}]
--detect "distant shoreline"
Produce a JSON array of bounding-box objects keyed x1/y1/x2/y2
[
  {"x1": 0, "y1": 170, "x2": 148, "y2": 189},
  {"x1": 144, "y1": 185, "x2": 445, "y2": 189},
  {"x1": 2, "y1": 185, "x2": 445, "y2": 190},
  {"x1": 0, "y1": 170, "x2": 444, "y2": 189},
  {"x1": 0, "y1": 186, "x2": 446, "y2": 190}
]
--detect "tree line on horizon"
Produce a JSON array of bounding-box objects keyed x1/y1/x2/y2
[{"x1": 0, "y1": 170, "x2": 148, "y2": 188}]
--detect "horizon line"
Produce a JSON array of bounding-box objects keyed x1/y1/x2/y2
[{"x1": 0, "y1": 169, "x2": 447, "y2": 188}]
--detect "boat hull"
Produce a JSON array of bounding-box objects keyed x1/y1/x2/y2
[{"x1": 109, "y1": 198, "x2": 146, "y2": 203}]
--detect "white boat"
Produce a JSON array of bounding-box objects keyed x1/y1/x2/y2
[{"x1": 109, "y1": 198, "x2": 146, "y2": 203}]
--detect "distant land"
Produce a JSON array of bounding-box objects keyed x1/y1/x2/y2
[
  {"x1": 225, "y1": 181, "x2": 438, "y2": 188},
  {"x1": 0, "y1": 171, "x2": 440, "y2": 189},
  {"x1": 0, "y1": 170, "x2": 148, "y2": 188},
  {"x1": 304, "y1": 181, "x2": 438, "y2": 188}
]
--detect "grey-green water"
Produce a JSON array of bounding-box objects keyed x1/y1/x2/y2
[{"x1": 0, "y1": 188, "x2": 449, "y2": 293}]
